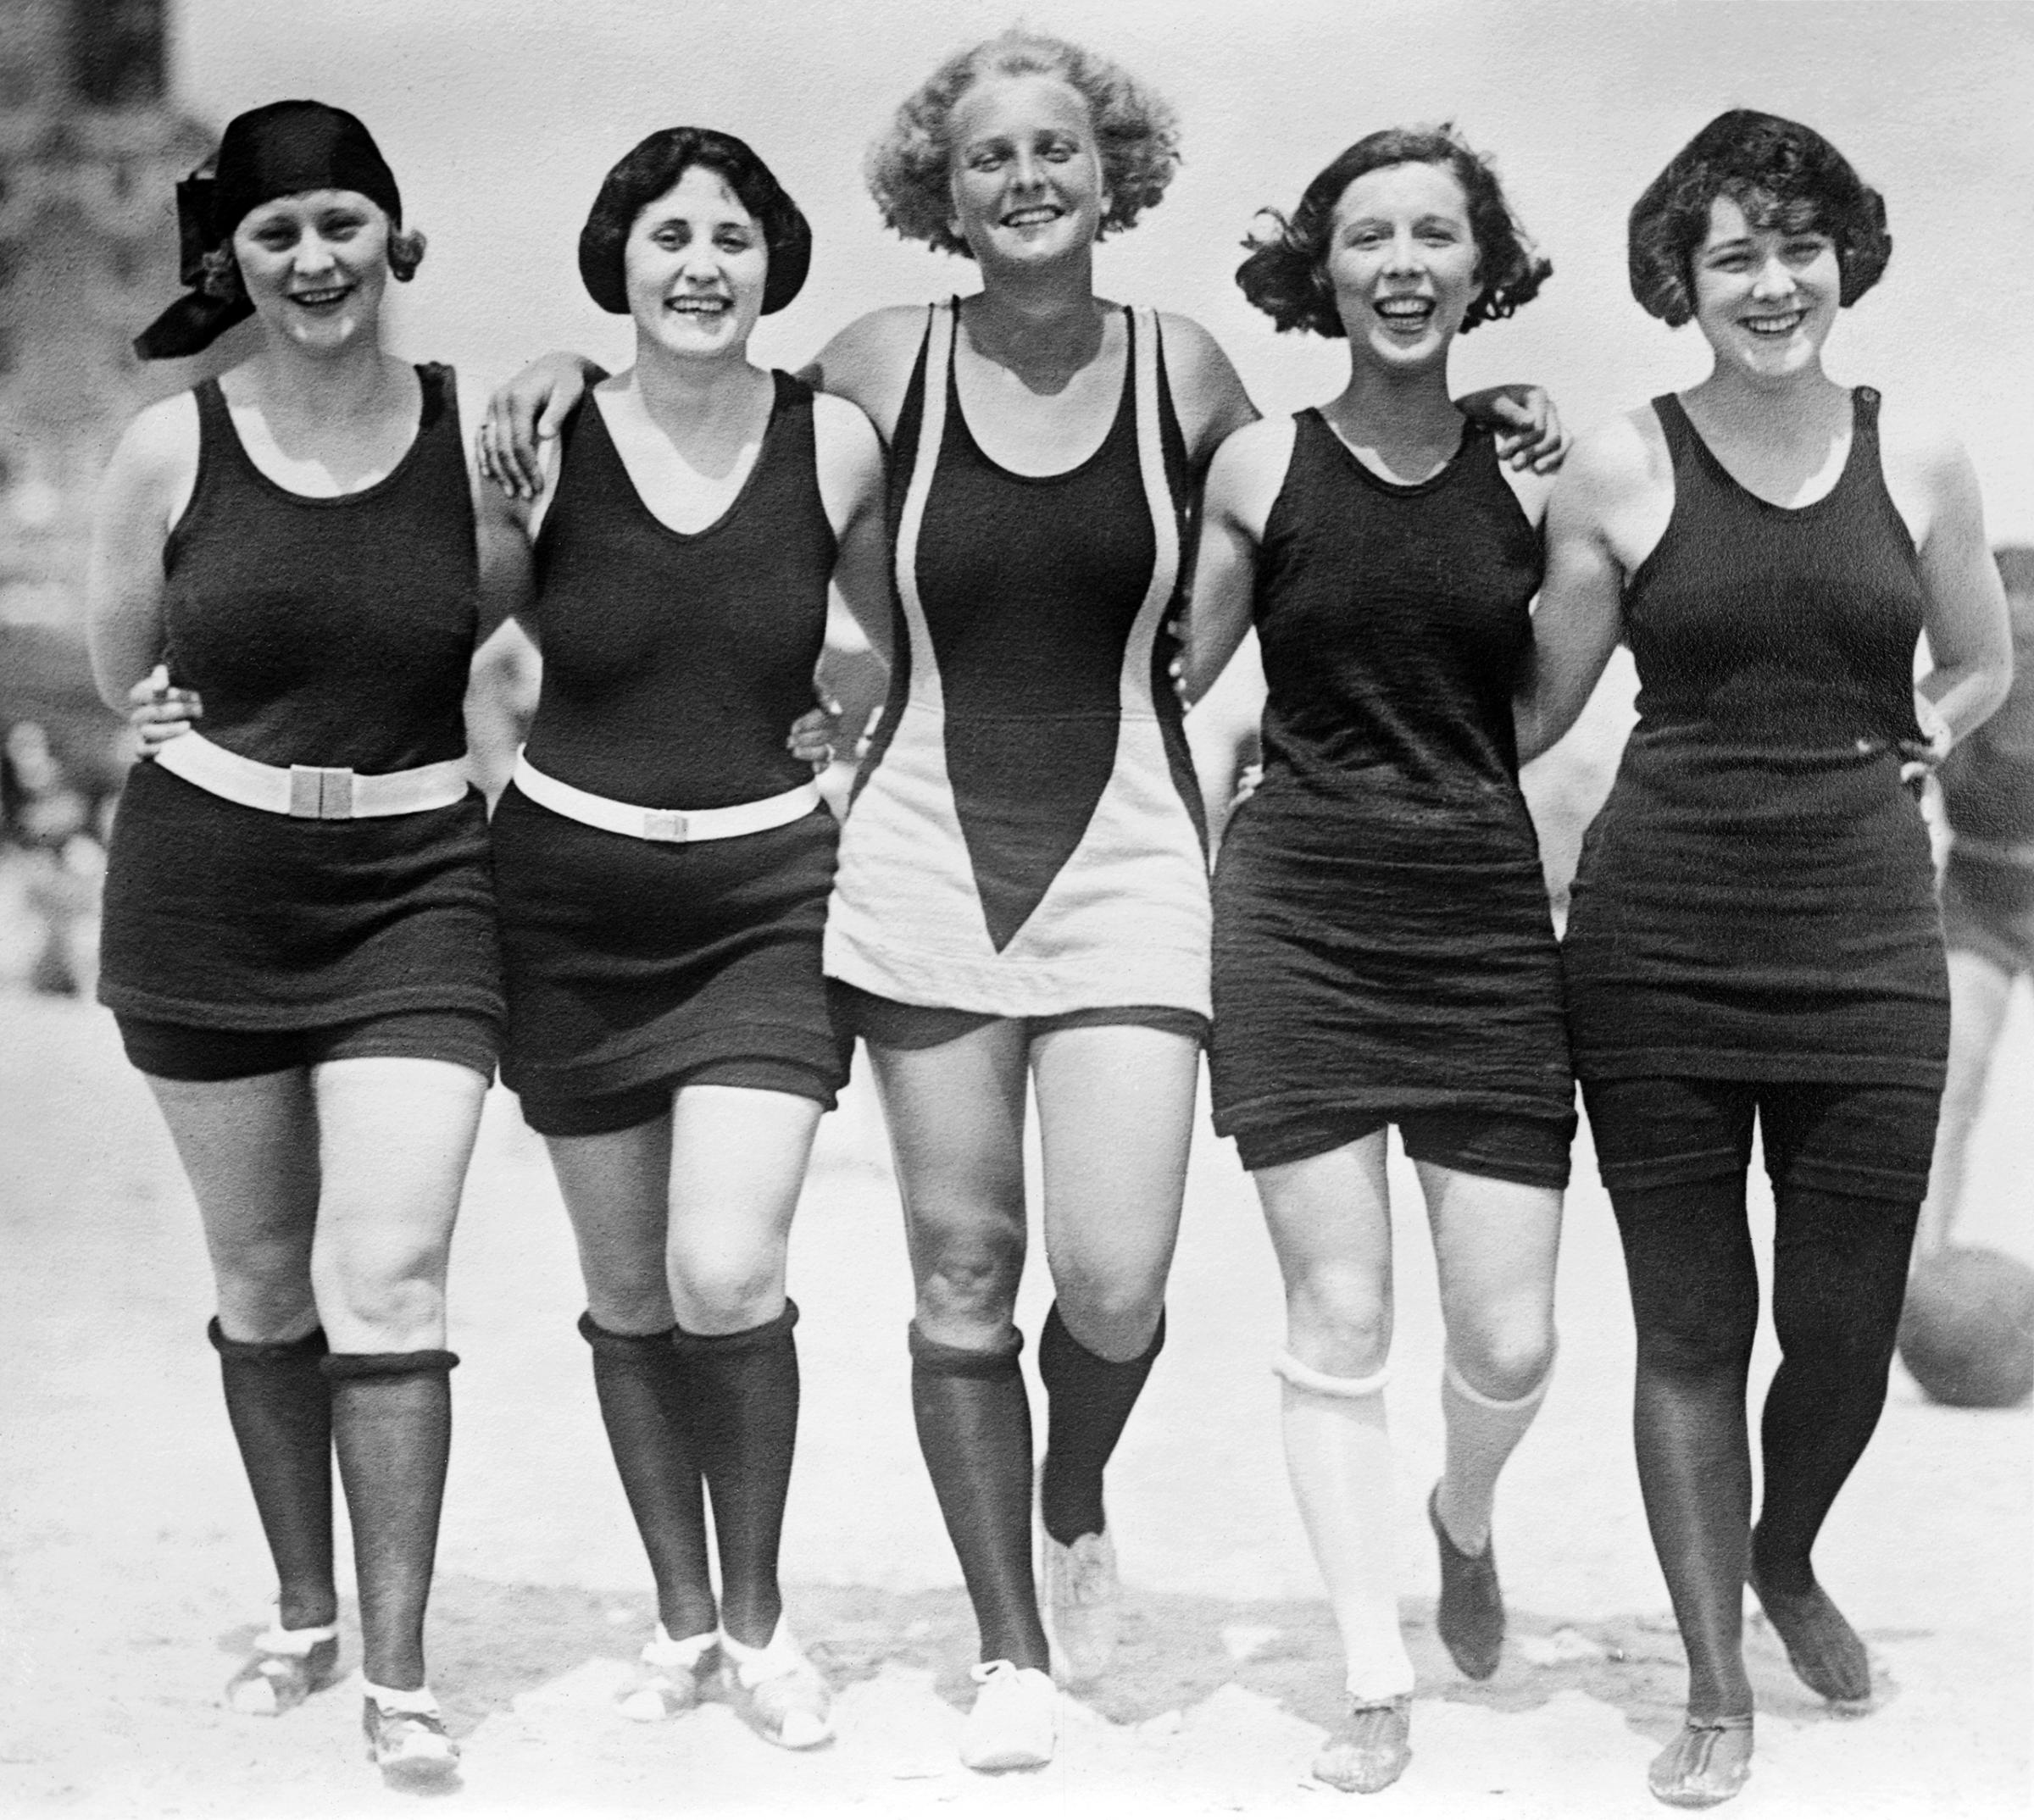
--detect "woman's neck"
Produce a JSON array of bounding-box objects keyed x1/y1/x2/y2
[
  {"x1": 963, "y1": 257, "x2": 1106, "y2": 390},
  {"x1": 245, "y1": 329, "x2": 403, "y2": 433},
  {"x1": 1321, "y1": 356, "x2": 1464, "y2": 480},
  {"x1": 1687, "y1": 358, "x2": 1849, "y2": 449},
  {"x1": 623, "y1": 341, "x2": 771, "y2": 466}
]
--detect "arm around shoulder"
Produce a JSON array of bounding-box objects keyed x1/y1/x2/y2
[
  {"x1": 798, "y1": 305, "x2": 927, "y2": 445},
  {"x1": 1515, "y1": 416, "x2": 1653, "y2": 763},
  {"x1": 812, "y1": 390, "x2": 895, "y2": 667},
  {"x1": 86, "y1": 394, "x2": 197, "y2": 712},
  {"x1": 1180, "y1": 418, "x2": 1288, "y2": 704}
]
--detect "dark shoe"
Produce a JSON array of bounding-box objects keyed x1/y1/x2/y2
[
  {"x1": 1748, "y1": 1563, "x2": 1871, "y2": 1708},
  {"x1": 1429, "y1": 1484, "x2": 1503, "y2": 1679},
  {"x1": 1313, "y1": 1697, "x2": 1412, "y2": 1794},
  {"x1": 1648, "y1": 1714, "x2": 1753, "y2": 1808}
]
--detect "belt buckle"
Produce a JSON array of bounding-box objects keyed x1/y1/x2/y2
[
  {"x1": 289, "y1": 764, "x2": 356, "y2": 819},
  {"x1": 643, "y1": 808, "x2": 690, "y2": 843}
]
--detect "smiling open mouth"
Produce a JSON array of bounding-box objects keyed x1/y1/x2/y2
[
  {"x1": 1743, "y1": 309, "x2": 1806, "y2": 336},
  {"x1": 288, "y1": 286, "x2": 351, "y2": 308},
  {"x1": 1375, "y1": 297, "x2": 1436, "y2": 330},
  {"x1": 665, "y1": 297, "x2": 731, "y2": 315},
  {"x1": 1002, "y1": 207, "x2": 1063, "y2": 228}
]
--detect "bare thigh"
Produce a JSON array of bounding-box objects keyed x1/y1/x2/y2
[
  {"x1": 146, "y1": 1068, "x2": 322, "y2": 1342},
  {"x1": 1031, "y1": 1023, "x2": 1199, "y2": 1360},
  {"x1": 547, "y1": 1086, "x2": 825, "y2": 1335},
  {"x1": 867, "y1": 1021, "x2": 1031, "y2": 1352},
  {"x1": 1416, "y1": 1161, "x2": 1562, "y2": 1397},
  {"x1": 308, "y1": 1057, "x2": 488, "y2": 1352},
  {"x1": 1256, "y1": 1134, "x2": 1395, "y2": 1378}
]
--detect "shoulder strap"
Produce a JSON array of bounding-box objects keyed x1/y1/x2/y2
[{"x1": 886, "y1": 302, "x2": 959, "y2": 713}]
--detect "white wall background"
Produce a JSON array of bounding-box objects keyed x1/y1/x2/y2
[{"x1": 170, "y1": 0, "x2": 2034, "y2": 542}]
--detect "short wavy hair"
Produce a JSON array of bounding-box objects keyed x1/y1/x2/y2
[
  {"x1": 1236, "y1": 125, "x2": 1549, "y2": 339},
  {"x1": 578, "y1": 126, "x2": 812, "y2": 316},
  {"x1": 1629, "y1": 110, "x2": 1891, "y2": 327},
  {"x1": 865, "y1": 29, "x2": 1180, "y2": 258}
]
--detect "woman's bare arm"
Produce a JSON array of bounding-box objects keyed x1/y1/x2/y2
[
  {"x1": 1514, "y1": 417, "x2": 1648, "y2": 765},
  {"x1": 86, "y1": 396, "x2": 198, "y2": 716}
]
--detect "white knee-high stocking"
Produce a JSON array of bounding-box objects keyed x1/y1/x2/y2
[
  {"x1": 1275, "y1": 1351, "x2": 1414, "y2": 1704},
  {"x1": 1434, "y1": 1349, "x2": 1553, "y2": 1556}
]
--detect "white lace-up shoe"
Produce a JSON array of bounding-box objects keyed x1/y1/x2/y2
[
  {"x1": 959, "y1": 1660, "x2": 1056, "y2": 1772},
  {"x1": 1041, "y1": 1528, "x2": 1120, "y2": 1685}
]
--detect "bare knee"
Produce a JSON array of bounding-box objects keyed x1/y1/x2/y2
[
  {"x1": 1053, "y1": 1269, "x2": 1166, "y2": 1362},
  {"x1": 584, "y1": 1267, "x2": 675, "y2": 1337},
  {"x1": 212, "y1": 1238, "x2": 318, "y2": 1343},
  {"x1": 311, "y1": 1236, "x2": 448, "y2": 1351},
  {"x1": 670, "y1": 1246, "x2": 787, "y2": 1335},
  {"x1": 1284, "y1": 1263, "x2": 1392, "y2": 1379},
  {"x1": 1447, "y1": 1305, "x2": 1557, "y2": 1401},
  {"x1": 913, "y1": 1223, "x2": 1025, "y2": 1352}
]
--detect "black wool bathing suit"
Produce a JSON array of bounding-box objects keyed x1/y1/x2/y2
[
  {"x1": 1209, "y1": 412, "x2": 1576, "y2": 1181},
  {"x1": 100, "y1": 363, "x2": 503, "y2": 1080},
  {"x1": 492, "y1": 374, "x2": 850, "y2": 1136},
  {"x1": 1565, "y1": 388, "x2": 1948, "y2": 1197}
]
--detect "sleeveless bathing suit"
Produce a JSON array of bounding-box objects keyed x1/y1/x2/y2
[
  {"x1": 1563, "y1": 388, "x2": 1947, "y2": 1086},
  {"x1": 824, "y1": 301, "x2": 1209, "y2": 1018},
  {"x1": 1209, "y1": 412, "x2": 1573, "y2": 1157},
  {"x1": 492, "y1": 374, "x2": 848, "y2": 1117},
  {"x1": 98, "y1": 363, "x2": 502, "y2": 1030}
]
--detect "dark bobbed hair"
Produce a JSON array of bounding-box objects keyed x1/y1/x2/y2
[
  {"x1": 865, "y1": 28, "x2": 1180, "y2": 260},
  {"x1": 1236, "y1": 125, "x2": 1549, "y2": 338},
  {"x1": 1628, "y1": 109, "x2": 1891, "y2": 327},
  {"x1": 578, "y1": 126, "x2": 811, "y2": 316}
]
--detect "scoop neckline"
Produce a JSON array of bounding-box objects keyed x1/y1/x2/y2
[
  {"x1": 210, "y1": 364, "x2": 434, "y2": 508},
  {"x1": 946, "y1": 300, "x2": 1134, "y2": 486},
  {"x1": 1659, "y1": 389, "x2": 1861, "y2": 519},
  {"x1": 589, "y1": 372, "x2": 783, "y2": 544},
  {"x1": 1308, "y1": 407, "x2": 1475, "y2": 497}
]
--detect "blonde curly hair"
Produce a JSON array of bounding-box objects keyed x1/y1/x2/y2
[{"x1": 865, "y1": 28, "x2": 1180, "y2": 258}]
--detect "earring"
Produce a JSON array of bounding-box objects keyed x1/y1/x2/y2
[{"x1": 197, "y1": 245, "x2": 244, "y2": 302}]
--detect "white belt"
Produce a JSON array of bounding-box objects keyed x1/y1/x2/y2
[
  {"x1": 512, "y1": 752, "x2": 819, "y2": 843},
  {"x1": 152, "y1": 731, "x2": 470, "y2": 818}
]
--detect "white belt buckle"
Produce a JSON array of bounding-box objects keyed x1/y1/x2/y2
[
  {"x1": 642, "y1": 808, "x2": 690, "y2": 842},
  {"x1": 290, "y1": 764, "x2": 356, "y2": 819}
]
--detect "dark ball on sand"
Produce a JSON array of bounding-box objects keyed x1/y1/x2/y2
[{"x1": 1898, "y1": 1247, "x2": 2034, "y2": 1409}]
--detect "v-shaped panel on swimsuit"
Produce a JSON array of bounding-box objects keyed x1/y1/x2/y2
[{"x1": 824, "y1": 301, "x2": 1210, "y2": 1016}]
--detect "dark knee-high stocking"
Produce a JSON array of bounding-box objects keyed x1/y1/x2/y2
[
  {"x1": 1038, "y1": 1302, "x2": 1164, "y2": 1546},
  {"x1": 1612, "y1": 1175, "x2": 1760, "y2": 1719},
  {"x1": 672, "y1": 1301, "x2": 800, "y2": 1648},
  {"x1": 1754, "y1": 1187, "x2": 1918, "y2": 1590},
  {"x1": 209, "y1": 1318, "x2": 336, "y2": 1631},
  {"x1": 579, "y1": 1314, "x2": 716, "y2": 1642},
  {"x1": 325, "y1": 1349, "x2": 457, "y2": 1692},
  {"x1": 909, "y1": 1323, "x2": 1048, "y2": 1671}
]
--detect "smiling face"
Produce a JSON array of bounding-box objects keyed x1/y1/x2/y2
[
  {"x1": 1690, "y1": 194, "x2": 1841, "y2": 381},
  {"x1": 232, "y1": 189, "x2": 391, "y2": 352},
  {"x1": 946, "y1": 70, "x2": 1109, "y2": 266},
  {"x1": 1324, "y1": 161, "x2": 1482, "y2": 372},
  {"x1": 623, "y1": 164, "x2": 769, "y2": 362}
]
